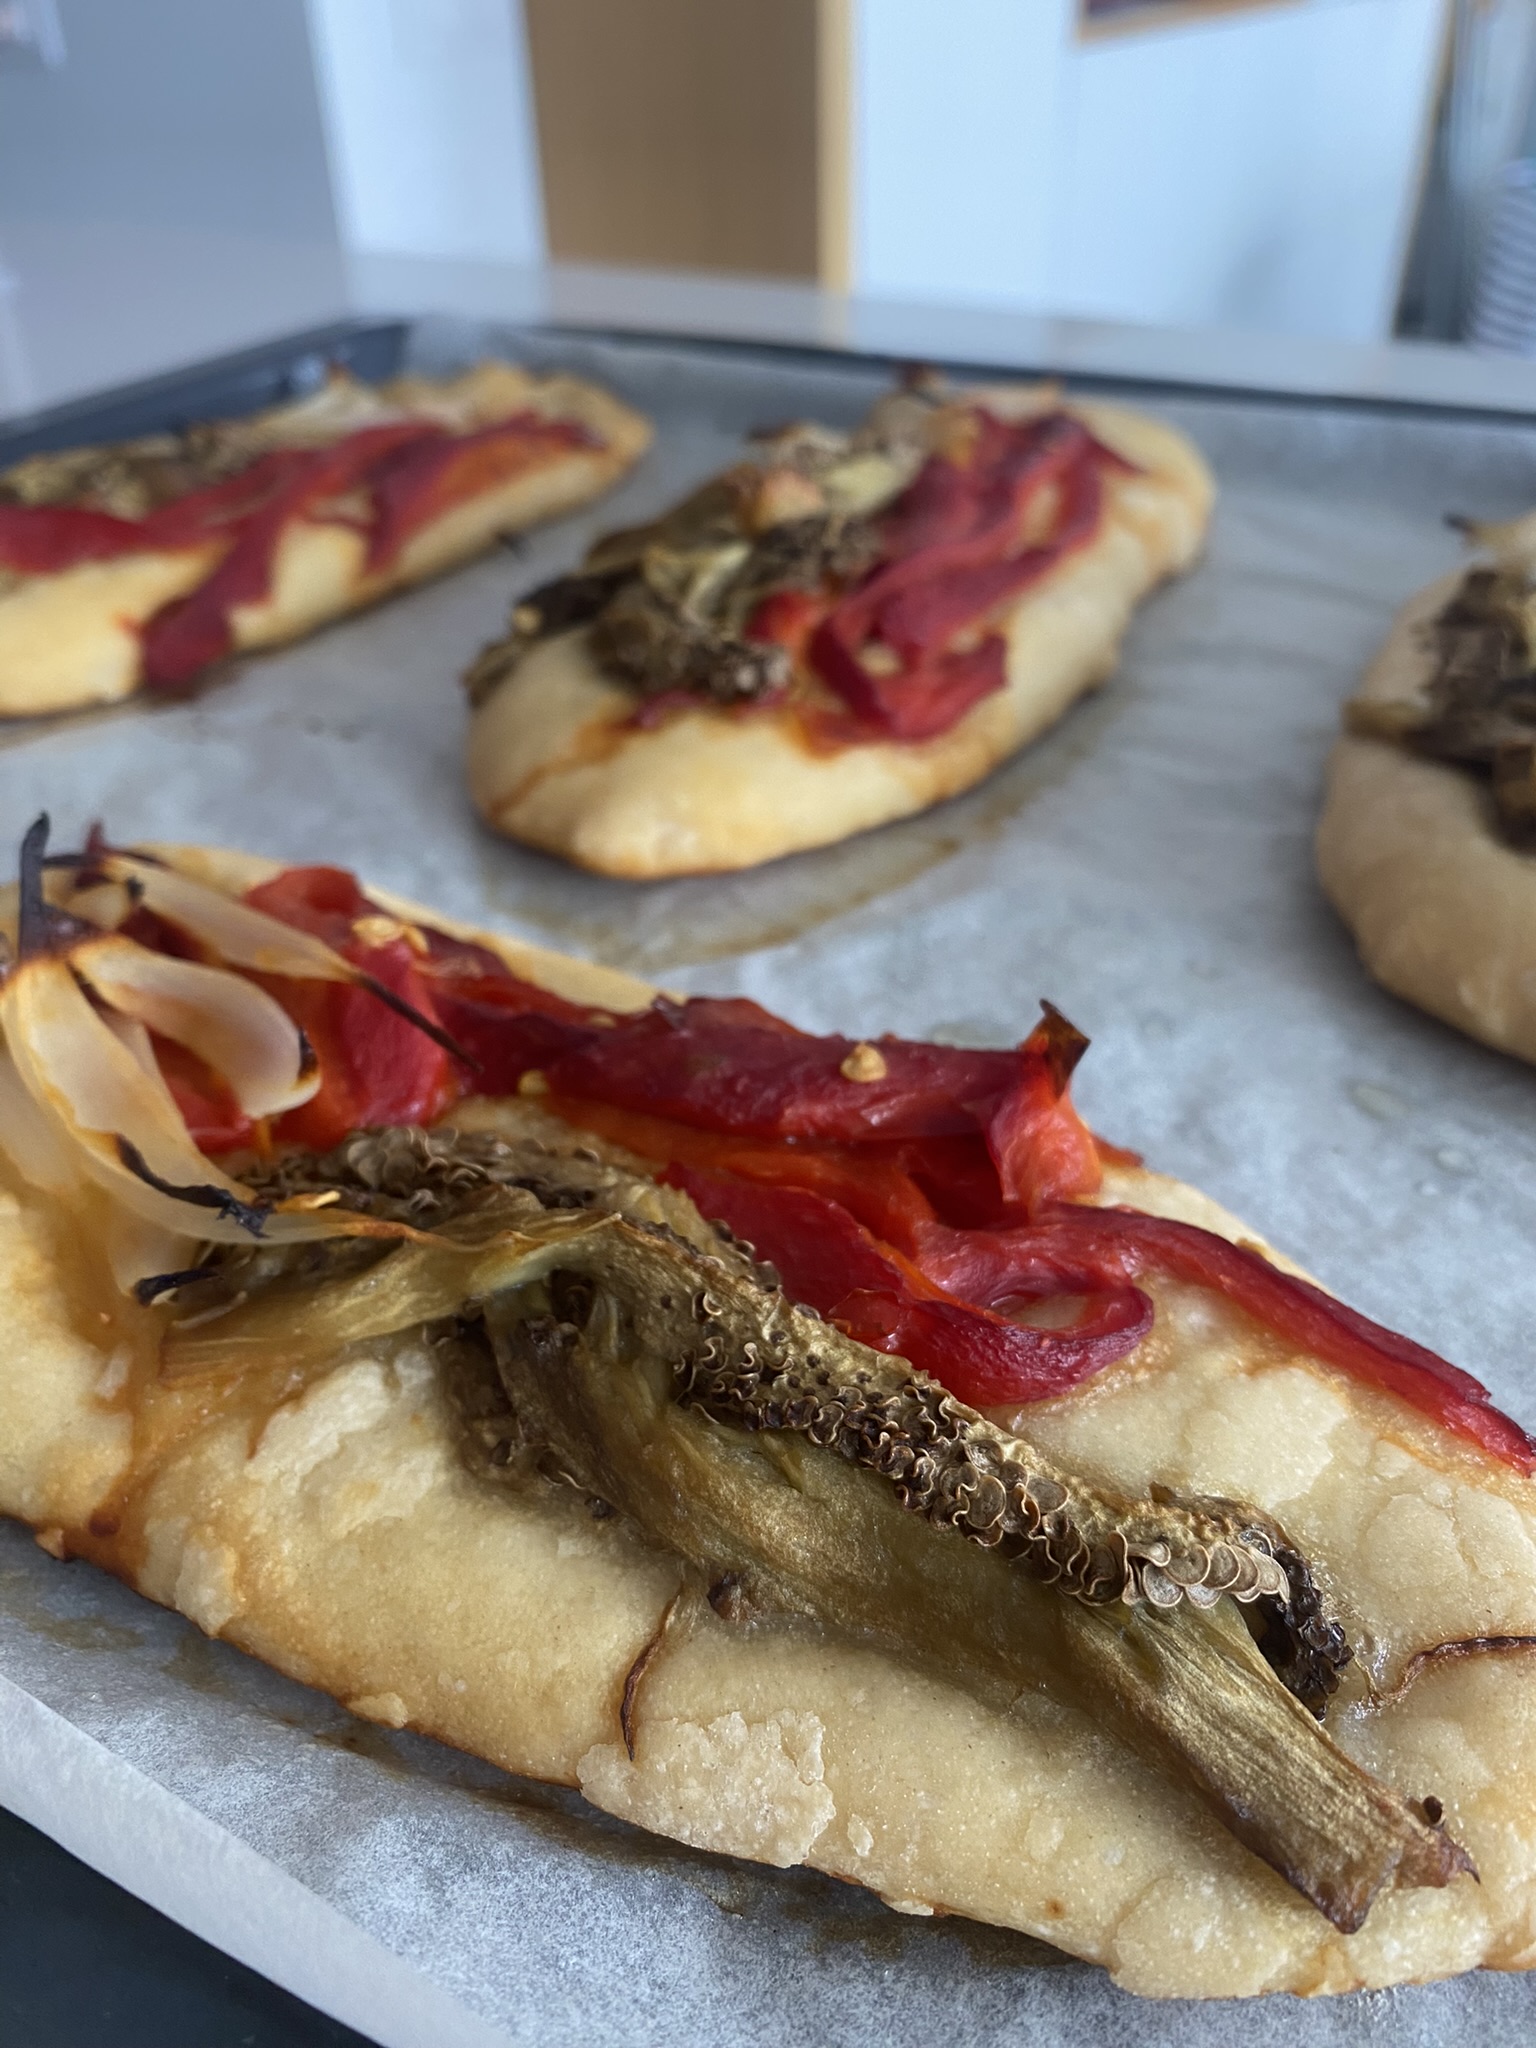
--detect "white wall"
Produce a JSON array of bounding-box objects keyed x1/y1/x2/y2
[
  {"x1": 857, "y1": 0, "x2": 1071, "y2": 307},
  {"x1": 0, "y1": 0, "x2": 347, "y2": 415},
  {"x1": 305, "y1": 0, "x2": 545, "y2": 264},
  {"x1": 0, "y1": 0, "x2": 338, "y2": 240},
  {"x1": 854, "y1": 0, "x2": 1449, "y2": 344}
]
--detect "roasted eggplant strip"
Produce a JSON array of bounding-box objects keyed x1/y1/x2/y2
[
  {"x1": 465, "y1": 421, "x2": 914, "y2": 711},
  {"x1": 1346, "y1": 560, "x2": 1536, "y2": 846},
  {"x1": 170, "y1": 1127, "x2": 1471, "y2": 1932}
]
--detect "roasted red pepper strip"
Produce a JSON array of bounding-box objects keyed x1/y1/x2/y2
[
  {"x1": 544, "y1": 1093, "x2": 944, "y2": 1248},
  {"x1": 989, "y1": 1001, "x2": 1103, "y2": 1212},
  {"x1": 364, "y1": 413, "x2": 596, "y2": 573},
  {"x1": 1, "y1": 412, "x2": 606, "y2": 693},
  {"x1": 267, "y1": 944, "x2": 460, "y2": 1152},
  {"x1": 546, "y1": 1000, "x2": 1012, "y2": 1139},
  {"x1": 0, "y1": 442, "x2": 368, "y2": 576},
  {"x1": 211, "y1": 864, "x2": 1536, "y2": 1470},
  {"x1": 745, "y1": 586, "x2": 829, "y2": 660},
  {"x1": 140, "y1": 423, "x2": 435, "y2": 691},
  {"x1": 806, "y1": 412, "x2": 1116, "y2": 740},
  {"x1": 667, "y1": 1167, "x2": 1152, "y2": 1406},
  {"x1": 541, "y1": 997, "x2": 1100, "y2": 1211},
  {"x1": 237, "y1": 866, "x2": 460, "y2": 1151},
  {"x1": 807, "y1": 637, "x2": 1008, "y2": 744},
  {"x1": 862, "y1": 416, "x2": 1094, "y2": 634},
  {"x1": 0, "y1": 456, "x2": 304, "y2": 573},
  {"x1": 833, "y1": 1288, "x2": 1155, "y2": 1407},
  {"x1": 152, "y1": 1034, "x2": 255, "y2": 1155},
  {"x1": 912, "y1": 1207, "x2": 1536, "y2": 1470},
  {"x1": 0, "y1": 502, "x2": 171, "y2": 572},
  {"x1": 874, "y1": 458, "x2": 1104, "y2": 657}
]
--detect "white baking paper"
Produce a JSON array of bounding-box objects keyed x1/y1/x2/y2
[{"x1": 2, "y1": 325, "x2": 1535, "y2": 2044}]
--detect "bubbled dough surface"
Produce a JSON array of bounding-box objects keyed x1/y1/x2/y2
[
  {"x1": 1317, "y1": 574, "x2": 1536, "y2": 1065},
  {"x1": 2, "y1": 847, "x2": 1534, "y2": 1999},
  {"x1": 0, "y1": 370, "x2": 651, "y2": 717},
  {"x1": 466, "y1": 401, "x2": 1215, "y2": 879}
]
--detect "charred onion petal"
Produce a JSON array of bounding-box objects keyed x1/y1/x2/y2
[
  {"x1": 14, "y1": 815, "x2": 96, "y2": 960},
  {"x1": 72, "y1": 933, "x2": 321, "y2": 1117},
  {"x1": 0, "y1": 953, "x2": 369, "y2": 1259},
  {"x1": 2, "y1": 953, "x2": 269, "y2": 1232},
  {"x1": 114, "y1": 1136, "x2": 270, "y2": 1236},
  {"x1": 16, "y1": 813, "x2": 48, "y2": 959},
  {"x1": 133, "y1": 1264, "x2": 218, "y2": 1306}
]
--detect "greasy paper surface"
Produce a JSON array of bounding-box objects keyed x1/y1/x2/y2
[{"x1": 2, "y1": 323, "x2": 1536, "y2": 2044}]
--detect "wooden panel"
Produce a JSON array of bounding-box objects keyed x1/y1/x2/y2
[
  {"x1": 816, "y1": 0, "x2": 852, "y2": 291},
  {"x1": 524, "y1": 0, "x2": 823, "y2": 280}
]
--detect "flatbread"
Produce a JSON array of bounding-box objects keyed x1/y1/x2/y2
[
  {"x1": 1317, "y1": 574, "x2": 1536, "y2": 1063},
  {"x1": 466, "y1": 393, "x2": 1213, "y2": 878},
  {"x1": 0, "y1": 363, "x2": 651, "y2": 716},
  {"x1": 2, "y1": 845, "x2": 1534, "y2": 2001}
]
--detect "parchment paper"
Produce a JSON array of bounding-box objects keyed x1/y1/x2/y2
[{"x1": 3, "y1": 324, "x2": 1536, "y2": 2045}]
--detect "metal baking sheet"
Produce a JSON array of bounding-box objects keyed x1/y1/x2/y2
[{"x1": 2, "y1": 321, "x2": 1536, "y2": 2046}]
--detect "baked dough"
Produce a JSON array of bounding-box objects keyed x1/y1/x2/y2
[
  {"x1": 0, "y1": 363, "x2": 651, "y2": 717},
  {"x1": 1317, "y1": 574, "x2": 1536, "y2": 1063},
  {"x1": 467, "y1": 393, "x2": 1213, "y2": 878},
  {"x1": 2, "y1": 843, "x2": 1533, "y2": 2000}
]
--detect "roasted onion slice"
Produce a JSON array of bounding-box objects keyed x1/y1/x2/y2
[
  {"x1": 90, "y1": 851, "x2": 471, "y2": 1065},
  {"x1": 0, "y1": 954, "x2": 409, "y2": 1263},
  {"x1": 0, "y1": 824, "x2": 456, "y2": 1282},
  {"x1": 71, "y1": 933, "x2": 319, "y2": 1119},
  {"x1": 2, "y1": 953, "x2": 274, "y2": 1237},
  {"x1": 95, "y1": 853, "x2": 361, "y2": 982}
]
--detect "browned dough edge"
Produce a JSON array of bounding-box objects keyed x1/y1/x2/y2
[{"x1": 1316, "y1": 572, "x2": 1536, "y2": 1065}]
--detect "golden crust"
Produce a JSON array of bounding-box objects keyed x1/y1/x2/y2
[
  {"x1": 1316, "y1": 574, "x2": 1536, "y2": 1064},
  {"x1": 0, "y1": 365, "x2": 652, "y2": 718},
  {"x1": 3, "y1": 846, "x2": 1535, "y2": 1999},
  {"x1": 466, "y1": 396, "x2": 1215, "y2": 879}
]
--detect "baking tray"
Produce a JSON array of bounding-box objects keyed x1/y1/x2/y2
[{"x1": 2, "y1": 317, "x2": 1536, "y2": 2047}]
